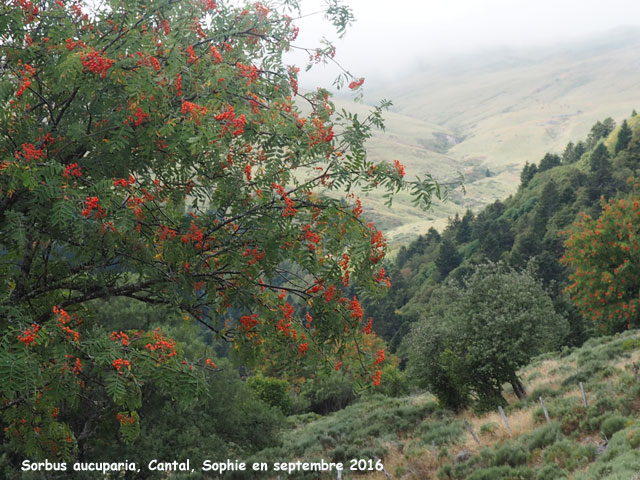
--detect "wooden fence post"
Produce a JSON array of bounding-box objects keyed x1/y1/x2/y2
[
  {"x1": 375, "y1": 456, "x2": 393, "y2": 480},
  {"x1": 464, "y1": 419, "x2": 480, "y2": 445},
  {"x1": 579, "y1": 382, "x2": 588, "y2": 407},
  {"x1": 539, "y1": 396, "x2": 551, "y2": 424},
  {"x1": 498, "y1": 406, "x2": 512, "y2": 436}
]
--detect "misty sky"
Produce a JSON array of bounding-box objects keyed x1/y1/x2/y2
[{"x1": 289, "y1": 0, "x2": 640, "y2": 87}]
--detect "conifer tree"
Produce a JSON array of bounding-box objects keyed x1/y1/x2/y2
[
  {"x1": 435, "y1": 239, "x2": 461, "y2": 278},
  {"x1": 615, "y1": 119, "x2": 633, "y2": 154}
]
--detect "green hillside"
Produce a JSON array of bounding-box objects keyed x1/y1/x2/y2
[
  {"x1": 8, "y1": 1, "x2": 640, "y2": 477},
  {"x1": 232, "y1": 112, "x2": 640, "y2": 480},
  {"x1": 366, "y1": 111, "x2": 640, "y2": 355},
  {"x1": 333, "y1": 27, "x2": 640, "y2": 242},
  {"x1": 248, "y1": 330, "x2": 640, "y2": 480}
]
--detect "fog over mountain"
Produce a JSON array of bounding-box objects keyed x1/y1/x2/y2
[
  {"x1": 303, "y1": 24, "x2": 640, "y2": 242},
  {"x1": 292, "y1": 0, "x2": 640, "y2": 88}
]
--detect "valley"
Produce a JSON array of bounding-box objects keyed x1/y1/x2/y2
[{"x1": 332, "y1": 27, "x2": 640, "y2": 242}]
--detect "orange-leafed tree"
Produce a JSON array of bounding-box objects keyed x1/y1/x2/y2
[{"x1": 562, "y1": 193, "x2": 640, "y2": 334}]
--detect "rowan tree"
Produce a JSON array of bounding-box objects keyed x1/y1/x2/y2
[
  {"x1": 561, "y1": 193, "x2": 640, "y2": 334},
  {"x1": 0, "y1": 0, "x2": 441, "y2": 459}
]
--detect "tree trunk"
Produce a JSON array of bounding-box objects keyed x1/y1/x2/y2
[{"x1": 510, "y1": 376, "x2": 527, "y2": 400}]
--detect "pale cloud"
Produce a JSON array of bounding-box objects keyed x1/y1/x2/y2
[{"x1": 287, "y1": 0, "x2": 640, "y2": 87}]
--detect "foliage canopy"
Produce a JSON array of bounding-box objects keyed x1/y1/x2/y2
[
  {"x1": 0, "y1": 0, "x2": 441, "y2": 458},
  {"x1": 562, "y1": 193, "x2": 640, "y2": 334},
  {"x1": 405, "y1": 263, "x2": 568, "y2": 412}
]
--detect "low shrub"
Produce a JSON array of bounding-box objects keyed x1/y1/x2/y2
[
  {"x1": 246, "y1": 374, "x2": 293, "y2": 415},
  {"x1": 527, "y1": 371, "x2": 542, "y2": 383},
  {"x1": 523, "y1": 422, "x2": 562, "y2": 451},
  {"x1": 467, "y1": 466, "x2": 534, "y2": 480},
  {"x1": 491, "y1": 441, "x2": 528, "y2": 467},
  {"x1": 593, "y1": 365, "x2": 618, "y2": 380},
  {"x1": 601, "y1": 415, "x2": 630, "y2": 439},
  {"x1": 575, "y1": 425, "x2": 640, "y2": 479},
  {"x1": 519, "y1": 387, "x2": 563, "y2": 409},
  {"x1": 480, "y1": 421, "x2": 499, "y2": 436},
  {"x1": 421, "y1": 418, "x2": 464, "y2": 446},
  {"x1": 582, "y1": 412, "x2": 608, "y2": 433},
  {"x1": 543, "y1": 439, "x2": 595, "y2": 471},
  {"x1": 559, "y1": 405, "x2": 587, "y2": 435},
  {"x1": 626, "y1": 425, "x2": 640, "y2": 448},
  {"x1": 621, "y1": 337, "x2": 638, "y2": 352},
  {"x1": 535, "y1": 463, "x2": 567, "y2": 480},
  {"x1": 533, "y1": 397, "x2": 580, "y2": 425},
  {"x1": 589, "y1": 395, "x2": 618, "y2": 415}
]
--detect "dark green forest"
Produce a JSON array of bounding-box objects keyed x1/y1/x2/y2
[{"x1": 369, "y1": 113, "x2": 640, "y2": 356}]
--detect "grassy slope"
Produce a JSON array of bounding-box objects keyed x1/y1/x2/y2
[
  {"x1": 332, "y1": 27, "x2": 640, "y2": 243},
  {"x1": 260, "y1": 330, "x2": 640, "y2": 479}
]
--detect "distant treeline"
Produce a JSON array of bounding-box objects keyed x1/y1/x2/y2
[{"x1": 367, "y1": 112, "x2": 640, "y2": 353}]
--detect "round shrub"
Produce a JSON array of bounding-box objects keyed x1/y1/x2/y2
[
  {"x1": 492, "y1": 442, "x2": 528, "y2": 467},
  {"x1": 247, "y1": 374, "x2": 293, "y2": 415},
  {"x1": 543, "y1": 439, "x2": 595, "y2": 471},
  {"x1": 627, "y1": 426, "x2": 640, "y2": 448},
  {"x1": 525, "y1": 423, "x2": 562, "y2": 451},
  {"x1": 536, "y1": 463, "x2": 567, "y2": 480},
  {"x1": 560, "y1": 405, "x2": 587, "y2": 435},
  {"x1": 601, "y1": 415, "x2": 629, "y2": 439}
]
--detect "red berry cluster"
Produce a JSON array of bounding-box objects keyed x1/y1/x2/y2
[
  {"x1": 113, "y1": 175, "x2": 135, "y2": 187},
  {"x1": 180, "y1": 222, "x2": 207, "y2": 249},
  {"x1": 144, "y1": 330, "x2": 177, "y2": 361},
  {"x1": 53, "y1": 306, "x2": 80, "y2": 342},
  {"x1": 271, "y1": 183, "x2": 297, "y2": 217},
  {"x1": 15, "y1": 143, "x2": 45, "y2": 162},
  {"x1": 372, "y1": 370, "x2": 381, "y2": 387},
  {"x1": 80, "y1": 49, "x2": 115, "y2": 78},
  {"x1": 236, "y1": 62, "x2": 258, "y2": 86},
  {"x1": 18, "y1": 323, "x2": 40, "y2": 346},
  {"x1": 277, "y1": 302, "x2": 294, "y2": 336},
  {"x1": 243, "y1": 247, "x2": 265, "y2": 265},
  {"x1": 181, "y1": 100, "x2": 208, "y2": 125},
  {"x1": 209, "y1": 45, "x2": 223, "y2": 64},
  {"x1": 13, "y1": 0, "x2": 39, "y2": 23},
  {"x1": 82, "y1": 196, "x2": 106, "y2": 219},
  {"x1": 116, "y1": 413, "x2": 136, "y2": 425},
  {"x1": 112, "y1": 358, "x2": 130, "y2": 373},
  {"x1": 239, "y1": 314, "x2": 259, "y2": 337},
  {"x1": 374, "y1": 349, "x2": 385, "y2": 365},
  {"x1": 348, "y1": 77, "x2": 364, "y2": 90},
  {"x1": 349, "y1": 296, "x2": 363, "y2": 321},
  {"x1": 109, "y1": 331, "x2": 130, "y2": 346},
  {"x1": 123, "y1": 107, "x2": 150, "y2": 127},
  {"x1": 63, "y1": 163, "x2": 82, "y2": 179},
  {"x1": 368, "y1": 223, "x2": 387, "y2": 264},
  {"x1": 393, "y1": 160, "x2": 406, "y2": 178},
  {"x1": 362, "y1": 317, "x2": 373, "y2": 334},
  {"x1": 214, "y1": 104, "x2": 246, "y2": 136}
]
